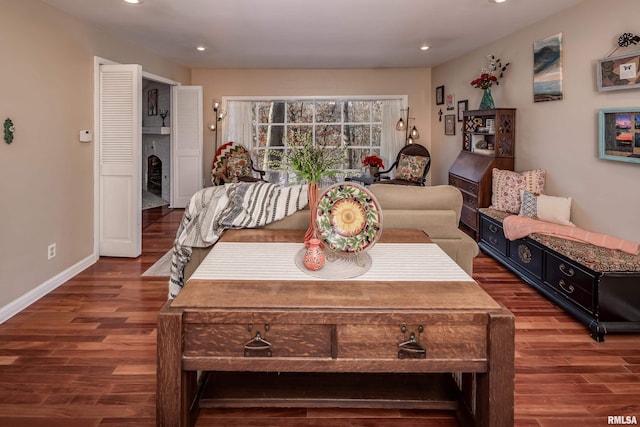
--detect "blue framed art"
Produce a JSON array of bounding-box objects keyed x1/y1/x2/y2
[{"x1": 598, "y1": 108, "x2": 640, "y2": 164}]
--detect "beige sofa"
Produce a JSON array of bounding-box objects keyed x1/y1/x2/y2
[{"x1": 183, "y1": 184, "x2": 479, "y2": 281}]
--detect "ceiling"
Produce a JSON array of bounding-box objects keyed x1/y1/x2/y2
[{"x1": 42, "y1": 0, "x2": 583, "y2": 69}]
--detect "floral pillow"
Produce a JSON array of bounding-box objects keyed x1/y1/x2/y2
[
  {"x1": 226, "y1": 150, "x2": 252, "y2": 179},
  {"x1": 395, "y1": 154, "x2": 430, "y2": 182},
  {"x1": 491, "y1": 168, "x2": 546, "y2": 214}
]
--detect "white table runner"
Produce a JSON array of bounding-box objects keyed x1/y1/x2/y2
[{"x1": 190, "y1": 242, "x2": 473, "y2": 282}]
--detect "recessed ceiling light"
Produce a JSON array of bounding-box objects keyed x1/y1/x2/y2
[
  {"x1": 196, "y1": 45, "x2": 207, "y2": 52},
  {"x1": 489, "y1": 0, "x2": 507, "y2": 3},
  {"x1": 124, "y1": 0, "x2": 143, "y2": 4},
  {"x1": 420, "y1": 45, "x2": 430, "y2": 51}
]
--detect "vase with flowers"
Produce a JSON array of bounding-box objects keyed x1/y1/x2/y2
[
  {"x1": 362, "y1": 155, "x2": 384, "y2": 177},
  {"x1": 268, "y1": 131, "x2": 348, "y2": 245},
  {"x1": 470, "y1": 54, "x2": 510, "y2": 109}
]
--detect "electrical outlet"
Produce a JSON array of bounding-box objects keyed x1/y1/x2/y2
[{"x1": 48, "y1": 243, "x2": 56, "y2": 260}]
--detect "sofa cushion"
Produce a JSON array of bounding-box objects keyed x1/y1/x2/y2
[{"x1": 491, "y1": 168, "x2": 546, "y2": 214}]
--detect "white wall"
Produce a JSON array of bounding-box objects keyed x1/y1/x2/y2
[{"x1": 431, "y1": 0, "x2": 640, "y2": 243}]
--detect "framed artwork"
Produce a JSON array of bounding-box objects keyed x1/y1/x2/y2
[
  {"x1": 148, "y1": 89, "x2": 158, "y2": 116},
  {"x1": 533, "y1": 32, "x2": 563, "y2": 102},
  {"x1": 597, "y1": 51, "x2": 640, "y2": 91},
  {"x1": 444, "y1": 114, "x2": 456, "y2": 135},
  {"x1": 436, "y1": 85, "x2": 445, "y2": 105},
  {"x1": 598, "y1": 107, "x2": 640, "y2": 164},
  {"x1": 446, "y1": 93, "x2": 455, "y2": 111},
  {"x1": 457, "y1": 100, "x2": 468, "y2": 122}
]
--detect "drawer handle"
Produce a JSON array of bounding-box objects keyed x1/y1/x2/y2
[
  {"x1": 559, "y1": 279, "x2": 575, "y2": 294},
  {"x1": 398, "y1": 325, "x2": 426, "y2": 359},
  {"x1": 489, "y1": 236, "x2": 498, "y2": 246},
  {"x1": 489, "y1": 224, "x2": 498, "y2": 233},
  {"x1": 518, "y1": 244, "x2": 532, "y2": 264},
  {"x1": 244, "y1": 324, "x2": 272, "y2": 357},
  {"x1": 559, "y1": 263, "x2": 575, "y2": 277}
]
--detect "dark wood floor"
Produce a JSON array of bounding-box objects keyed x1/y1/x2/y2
[{"x1": 0, "y1": 206, "x2": 638, "y2": 426}]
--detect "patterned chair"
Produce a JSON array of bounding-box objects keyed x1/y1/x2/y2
[
  {"x1": 211, "y1": 141, "x2": 266, "y2": 186},
  {"x1": 374, "y1": 144, "x2": 431, "y2": 186}
]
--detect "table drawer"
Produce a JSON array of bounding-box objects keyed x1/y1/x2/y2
[
  {"x1": 509, "y1": 239, "x2": 543, "y2": 279},
  {"x1": 338, "y1": 322, "x2": 487, "y2": 361},
  {"x1": 544, "y1": 253, "x2": 596, "y2": 314},
  {"x1": 184, "y1": 323, "x2": 333, "y2": 358},
  {"x1": 449, "y1": 174, "x2": 478, "y2": 195}
]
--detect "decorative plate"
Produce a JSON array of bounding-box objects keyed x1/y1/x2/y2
[{"x1": 316, "y1": 182, "x2": 382, "y2": 254}]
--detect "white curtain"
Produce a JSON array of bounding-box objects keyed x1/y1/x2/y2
[
  {"x1": 381, "y1": 99, "x2": 404, "y2": 175},
  {"x1": 222, "y1": 101, "x2": 253, "y2": 149}
]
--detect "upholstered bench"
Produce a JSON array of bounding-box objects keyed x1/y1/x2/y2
[{"x1": 478, "y1": 207, "x2": 640, "y2": 341}]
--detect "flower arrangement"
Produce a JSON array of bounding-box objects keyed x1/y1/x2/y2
[
  {"x1": 268, "y1": 131, "x2": 348, "y2": 184},
  {"x1": 470, "y1": 54, "x2": 510, "y2": 89},
  {"x1": 362, "y1": 155, "x2": 384, "y2": 169}
]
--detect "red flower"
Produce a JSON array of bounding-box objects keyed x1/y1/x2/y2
[{"x1": 363, "y1": 155, "x2": 384, "y2": 168}]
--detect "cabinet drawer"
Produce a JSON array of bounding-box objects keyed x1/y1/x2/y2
[
  {"x1": 508, "y1": 239, "x2": 543, "y2": 279},
  {"x1": 544, "y1": 253, "x2": 596, "y2": 314},
  {"x1": 461, "y1": 192, "x2": 478, "y2": 209},
  {"x1": 338, "y1": 322, "x2": 487, "y2": 361},
  {"x1": 184, "y1": 323, "x2": 333, "y2": 358},
  {"x1": 460, "y1": 204, "x2": 478, "y2": 230},
  {"x1": 449, "y1": 174, "x2": 478, "y2": 195},
  {"x1": 479, "y1": 216, "x2": 507, "y2": 256}
]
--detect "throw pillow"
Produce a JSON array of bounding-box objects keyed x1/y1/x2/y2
[
  {"x1": 537, "y1": 193, "x2": 574, "y2": 226},
  {"x1": 226, "y1": 150, "x2": 252, "y2": 178},
  {"x1": 491, "y1": 168, "x2": 546, "y2": 214},
  {"x1": 518, "y1": 190, "x2": 574, "y2": 226},
  {"x1": 395, "y1": 154, "x2": 430, "y2": 182}
]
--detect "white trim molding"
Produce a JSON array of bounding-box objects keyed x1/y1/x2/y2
[{"x1": 0, "y1": 255, "x2": 95, "y2": 324}]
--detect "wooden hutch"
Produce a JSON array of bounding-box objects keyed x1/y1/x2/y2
[{"x1": 448, "y1": 108, "x2": 516, "y2": 238}]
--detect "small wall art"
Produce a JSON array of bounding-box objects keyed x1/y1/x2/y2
[
  {"x1": 598, "y1": 107, "x2": 640, "y2": 164},
  {"x1": 597, "y1": 51, "x2": 640, "y2": 91},
  {"x1": 148, "y1": 89, "x2": 158, "y2": 116},
  {"x1": 436, "y1": 85, "x2": 444, "y2": 105},
  {"x1": 444, "y1": 114, "x2": 456, "y2": 135},
  {"x1": 457, "y1": 100, "x2": 468, "y2": 122},
  {"x1": 533, "y1": 32, "x2": 563, "y2": 102}
]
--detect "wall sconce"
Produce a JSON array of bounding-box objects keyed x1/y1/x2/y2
[
  {"x1": 396, "y1": 107, "x2": 420, "y2": 144},
  {"x1": 210, "y1": 99, "x2": 227, "y2": 152}
]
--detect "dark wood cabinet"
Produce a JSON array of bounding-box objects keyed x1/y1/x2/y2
[
  {"x1": 478, "y1": 209, "x2": 640, "y2": 342},
  {"x1": 448, "y1": 109, "x2": 516, "y2": 238}
]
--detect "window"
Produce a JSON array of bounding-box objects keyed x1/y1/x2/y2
[{"x1": 224, "y1": 97, "x2": 404, "y2": 185}]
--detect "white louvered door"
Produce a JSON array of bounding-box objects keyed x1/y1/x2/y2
[
  {"x1": 98, "y1": 64, "x2": 142, "y2": 257},
  {"x1": 171, "y1": 86, "x2": 203, "y2": 208}
]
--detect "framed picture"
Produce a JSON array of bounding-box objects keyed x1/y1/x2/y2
[
  {"x1": 148, "y1": 89, "x2": 158, "y2": 116},
  {"x1": 444, "y1": 114, "x2": 456, "y2": 135},
  {"x1": 457, "y1": 100, "x2": 468, "y2": 122},
  {"x1": 436, "y1": 85, "x2": 445, "y2": 105},
  {"x1": 533, "y1": 32, "x2": 563, "y2": 102},
  {"x1": 597, "y1": 51, "x2": 640, "y2": 91},
  {"x1": 446, "y1": 93, "x2": 455, "y2": 111},
  {"x1": 598, "y1": 107, "x2": 640, "y2": 163}
]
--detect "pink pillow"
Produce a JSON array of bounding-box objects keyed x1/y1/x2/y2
[{"x1": 491, "y1": 168, "x2": 546, "y2": 214}]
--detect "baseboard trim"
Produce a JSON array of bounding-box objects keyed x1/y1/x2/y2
[{"x1": 0, "y1": 254, "x2": 97, "y2": 324}]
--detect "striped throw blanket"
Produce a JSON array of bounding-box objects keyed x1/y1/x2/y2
[{"x1": 168, "y1": 182, "x2": 308, "y2": 298}]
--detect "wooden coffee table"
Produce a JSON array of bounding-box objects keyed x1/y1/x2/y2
[{"x1": 157, "y1": 229, "x2": 514, "y2": 427}]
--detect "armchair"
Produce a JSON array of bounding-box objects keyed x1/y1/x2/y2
[
  {"x1": 211, "y1": 142, "x2": 266, "y2": 186},
  {"x1": 375, "y1": 144, "x2": 431, "y2": 186}
]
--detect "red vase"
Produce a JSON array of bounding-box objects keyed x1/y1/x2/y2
[
  {"x1": 303, "y1": 238, "x2": 325, "y2": 271},
  {"x1": 304, "y1": 182, "x2": 319, "y2": 245}
]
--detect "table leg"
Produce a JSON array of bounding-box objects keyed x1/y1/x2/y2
[
  {"x1": 157, "y1": 303, "x2": 197, "y2": 427},
  {"x1": 475, "y1": 308, "x2": 515, "y2": 427}
]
